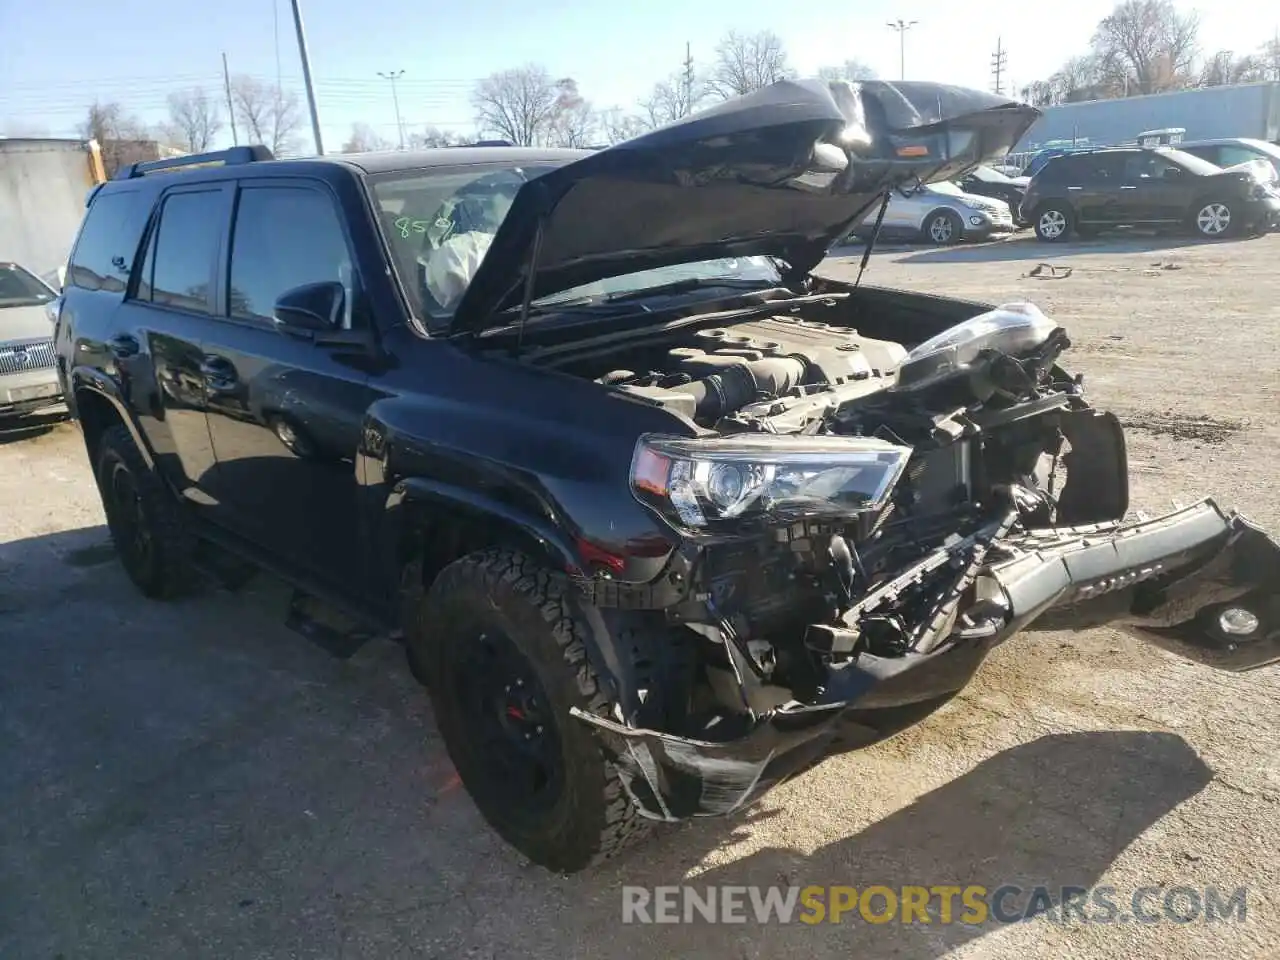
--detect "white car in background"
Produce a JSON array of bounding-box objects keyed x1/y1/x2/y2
[
  {"x1": 851, "y1": 180, "x2": 1018, "y2": 245},
  {"x1": 0, "y1": 261, "x2": 64, "y2": 419}
]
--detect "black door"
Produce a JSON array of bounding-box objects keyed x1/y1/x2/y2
[
  {"x1": 1119, "y1": 152, "x2": 1187, "y2": 222},
  {"x1": 202, "y1": 180, "x2": 381, "y2": 599},
  {"x1": 114, "y1": 184, "x2": 232, "y2": 507},
  {"x1": 1072, "y1": 153, "x2": 1126, "y2": 224}
]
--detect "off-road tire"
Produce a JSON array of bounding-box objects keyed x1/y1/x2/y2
[
  {"x1": 1033, "y1": 203, "x2": 1073, "y2": 242},
  {"x1": 409, "y1": 548, "x2": 649, "y2": 873},
  {"x1": 94, "y1": 424, "x2": 195, "y2": 599}
]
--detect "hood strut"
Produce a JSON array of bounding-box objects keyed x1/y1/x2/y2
[
  {"x1": 854, "y1": 191, "x2": 892, "y2": 289},
  {"x1": 513, "y1": 213, "x2": 547, "y2": 358}
]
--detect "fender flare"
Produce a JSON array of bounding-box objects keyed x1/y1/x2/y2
[
  {"x1": 383, "y1": 476, "x2": 641, "y2": 712},
  {"x1": 68, "y1": 366, "x2": 157, "y2": 471}
]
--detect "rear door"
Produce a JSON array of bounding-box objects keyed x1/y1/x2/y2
[
  {"x1": 112, "y1": 184, "x2": 232, "y2": 505},
  {"x1": 202, "y1": 178, "x2": 380, "y2": 597},
  {"x1": 1119, "y1": 152, "x2": 1186, "y2": 222}
]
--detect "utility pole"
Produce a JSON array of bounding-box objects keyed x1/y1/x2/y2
[
  {"x1": 288, "y1": 0, "x2": 325, "y2": 155},
  {"x1": 886, "y1": 19, "x2": 919, "y2": 82},
  {"x1": 379, "y1": 69, "x2": 406, "y2": 149},
  {"x1": 681, "y1": 42, "x2": 695, "y2": 116},
  {"x1": 221, "y1": 52, "x2": 239, "y2": 146},
  {"x1": 990, "y1": 37, "x2": 1008, "y2": 96}
]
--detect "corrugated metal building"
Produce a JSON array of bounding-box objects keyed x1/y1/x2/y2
[{"x1": 1012, "y1": 82, "x2": 1280, "y2": 153}]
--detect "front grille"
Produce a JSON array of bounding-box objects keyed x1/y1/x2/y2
[{"x1": 0, "y1": 339, "x2": 56, "y2": 376}]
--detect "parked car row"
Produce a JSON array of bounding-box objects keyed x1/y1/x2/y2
[{"x1": 847, "y1": 137, "x2": 1280, "y2": 246}]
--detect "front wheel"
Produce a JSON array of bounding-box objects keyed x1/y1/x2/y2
[
  {"x1": 1034, "y1": 204, "x2": 1073, "y2": 242},
  {"x1": 923, "y1": 209, "x2": 964, "y2": 245},
  {"x1": 409, "y1": 548, "x2": 649, "y2": 873},
  {"x1": 1193, "y1": 200, "x2": 1235, "y2": 238}
]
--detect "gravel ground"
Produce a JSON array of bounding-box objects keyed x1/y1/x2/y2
[{"x1": 2, "y1": 231, "x2": 1278, "y2": 959}]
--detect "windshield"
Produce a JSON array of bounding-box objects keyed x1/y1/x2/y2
[
  {"x1": 371, "y1": 162, "x2": 553, "y2": 321},
  {"x1": 928, "y1": 181, "x2": 964, "y2": 196},
  {"x1": 0, "y1": 262, "x2": 55, "y2": 308},
  {"x1": 532, "y1": 256, "x2": 783, "y2": 307},
  {"x1": 970, "y1": 165, "x2": 1009, "y2": 183},
  {"x1": 1162, "y1": 149, "x2": 1224, "y2": 176}
]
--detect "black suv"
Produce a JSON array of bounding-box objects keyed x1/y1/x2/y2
[
  {"x1": 53, "y1": 79, "x2": 1280, "y2": 873},
  {"x1": 1020, "y1": 146, "x2": 1280, "y2": 242}
]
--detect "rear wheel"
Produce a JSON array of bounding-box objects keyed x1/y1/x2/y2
[
  {"x1": 409, "y1": 548, "x2": 649, "y2": 873},
  {"x1": 1192, "y1": 200, "x2": 1234, "y2": 238},
  {"x1": 923, "y1": 209, "x2": 964, "y2": 245},
  {"x1": 94, "y1": 424, "x2": 195, "y2": 598},
  {"x1": 1034, "y1": 204, "x2": 1073, "y2": 242}
]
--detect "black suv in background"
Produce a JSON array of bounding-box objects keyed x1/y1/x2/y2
[
  {"x1": 52, "y1": 80, "x2": 1280, "y2": 874},
  {"x1": 1020, "y1": 146, "x2": 1280, "y2": 241}
]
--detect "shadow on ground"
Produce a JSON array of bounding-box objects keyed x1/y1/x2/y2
[
  {"x1": 0, "y1": 409, "x2": 71, "y2": 446},
  {"x1": 0, "y1": 527, "x2": 1215, "y2": 959}
]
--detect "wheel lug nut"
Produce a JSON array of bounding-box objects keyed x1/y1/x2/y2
[{"x1": 536, "y1": 725, "x2": 543, "y2": 734}]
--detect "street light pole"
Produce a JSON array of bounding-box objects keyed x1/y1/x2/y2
[
  {"x1": 378, "y1": 69, "x2": 406, "y2": 149},
  {"x1": 886, "y1": 19, "x2": 919, "y2": 81},
  {"x1": 288, "y1": 0, "x2": 325, "y2": 155}
]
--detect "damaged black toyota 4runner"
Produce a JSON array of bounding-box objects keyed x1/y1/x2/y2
[{"x1": 55, "y1": 79, "x2": 1280, "y2": 873}]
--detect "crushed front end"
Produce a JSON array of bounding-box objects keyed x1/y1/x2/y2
[{"x1": 571, "y1": 303, "x2": 1280, "y2": 821}]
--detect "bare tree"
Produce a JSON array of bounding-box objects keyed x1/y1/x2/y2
[
  {"x1": 340, "y1": 122, "x2": 392, "y2": 153},
  {"x1": 707, "y1": 30, "x2": 795, "y2": 100},
  {"x1": 162, "y1": 87, "x2": 224, "y2": 153},
  {"x1": 544, "y1": 78, "x2": 598, "y2": 148},
  {"x1": 1091, "y1": 0, "x2": 1199, "y2": 95},
  {"x1": 598, "y1": 108, "x2": 649, "y2": 144},
  {"x1": 1198, "y1": 50, "x2": 1268, "y2": 87},
  {"x1": 817, "y1": 60, "x2": 878, "y2": 83},
  {"x1": 1264, "y1": 37, "x2": 1280, "y2": 81},
  {"x1": 471, "y1": 64, "x2": 560, "y2": 146},
  {"x1": 80, "y1": 101, "x2": 151, "y2": 176},
  {"x1": 640, "y1": 70, "x2": 706, "y2": 128},
  {"x1": 229, "y1": 75, "x2": 303, "y2": 155},
  {"x1": 407, "y1": 126, "x2": 476, "y2": 148}
]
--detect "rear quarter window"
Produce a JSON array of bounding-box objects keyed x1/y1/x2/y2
[{"x1": 67, "y1": 190, "x2": 152, "y2": 293}]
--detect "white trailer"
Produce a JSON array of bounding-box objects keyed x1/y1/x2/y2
[{"x1": 0, "y1": 138, "x2": 105, "y2": 287}]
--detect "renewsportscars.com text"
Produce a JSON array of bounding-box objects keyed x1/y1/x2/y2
[{"x1": 621, "y1": 884, "x2": 1249, "y2": 925}]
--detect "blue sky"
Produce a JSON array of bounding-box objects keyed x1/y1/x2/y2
[{"x1": 0, "y1": 0, "x2": 1266, "y2": 152}]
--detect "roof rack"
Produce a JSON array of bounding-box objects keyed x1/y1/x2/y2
[
  {"x1": 470, "y1": 139, "x2": 515, "y2": 148},
  {"x1": 112, "y1": 144, "x2": 275, "y2": 181}
]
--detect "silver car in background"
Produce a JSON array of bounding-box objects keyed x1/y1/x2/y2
[
  {"x1": 0, "y1": 261, "x2": 63, "y2": 419},
  {"x1": 853, "y1": 180, "x2": 1017, "y2": 245}
]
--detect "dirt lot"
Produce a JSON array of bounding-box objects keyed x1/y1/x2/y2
[{"x1": 2, "y1": 232, "x2": 1279, "y2": 959}]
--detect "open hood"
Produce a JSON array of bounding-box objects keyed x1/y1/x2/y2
[{"x1": 447, "y1": 79, "x2": 1040, "y2": 336}]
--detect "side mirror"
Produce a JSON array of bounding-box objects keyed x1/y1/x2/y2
[
  {"x1": 273, "y1": 281, "x2": 345, "y2": 335},
  {"x1": 1162, "y1": 166, "x2": 1184, "y2": 180}
]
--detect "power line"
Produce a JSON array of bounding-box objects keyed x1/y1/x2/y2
[{"x1": 991, "y1": 37, "x2": 1008, "y2": 96}]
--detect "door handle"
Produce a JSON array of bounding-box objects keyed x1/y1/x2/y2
[
  {"x1": 107, "y1": 333, "x2": 140, "y2": 358},
  {"x1": 1066, "y1": 186, "x2": 1083, "y2": 191},
  {"x1": 1119, "y1": 185, "x2": 1138, "y2": 190},
  {"x1": 199, "y1": 355, "x2": 239, "y2": 391}
]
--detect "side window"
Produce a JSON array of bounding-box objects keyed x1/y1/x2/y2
[
  {"x1": 67, "y1": 191, "x2": 150, "y2": 293},
  {"x1": 143, "y1": 190, "x2": 225, "y2": 314},
  {"x1": 227, "y1": 186, "x2": 354, "y2": 326},
  {"x1": 1087, "y1": 154, "x2": 1126, "y2": 181},
  {"x1": 1122, "y1": 152, "x2": 1159, "y2": 180},
  {"x1": 1218, "y1": 146, "x2": 1256, "y2": 168},
  {"x1": 1182, "y1": 145, "x2": 1218, "y2": 165}
]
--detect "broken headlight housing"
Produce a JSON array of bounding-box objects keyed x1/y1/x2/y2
[
  {"x1": 630, "y1": 434, "x2": 912, "y2": 532},
  {"x1": 895, "y1": 301, "x2": 1058, "y2": 391}
]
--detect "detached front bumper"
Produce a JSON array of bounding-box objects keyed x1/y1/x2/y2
[{"x1": 574, "y1": 499, "x2": 1280, "y2": 820}]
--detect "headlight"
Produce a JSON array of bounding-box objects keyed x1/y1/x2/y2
[
  {"x1": 895, "y1": 302, "x2": 1058, "y2": 392},
  {"x1": 630, "y1": 434, "x2": 912, "y2": 532}
]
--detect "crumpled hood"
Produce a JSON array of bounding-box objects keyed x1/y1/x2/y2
[{"x1": 447, "y1": 78, "x2": 1040, "y2": 335}]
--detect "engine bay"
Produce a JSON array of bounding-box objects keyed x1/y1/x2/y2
[{"x1": 592, "y1": 315, "x2": 908, "y2": 433}]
